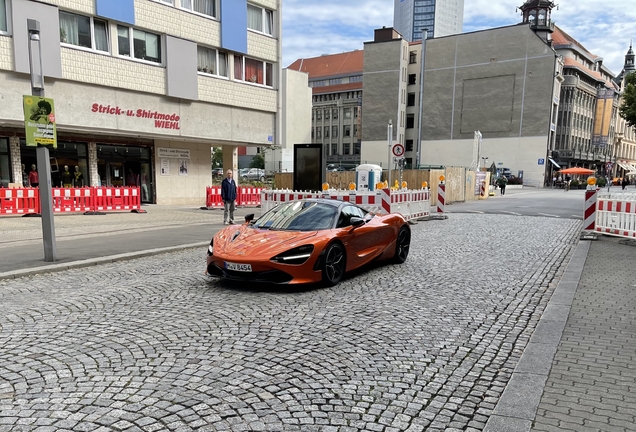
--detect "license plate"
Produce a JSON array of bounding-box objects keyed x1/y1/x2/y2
[{"x1": 224, "y1": 262, "x2": 252, "y2": 272}]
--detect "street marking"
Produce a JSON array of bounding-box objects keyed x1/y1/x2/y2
[
  {"x1": 538, "y1": 213, "x2": 560, "y2": 218},
  {"x1": 501, "y1": 211, "x2": 522, "y2": 216},
  {"x1": 465, "y1": 210, "x2": 485, "y2": 214},
  {"x1": 572, "y1": 215, "x2": 583, "y2": 219}
]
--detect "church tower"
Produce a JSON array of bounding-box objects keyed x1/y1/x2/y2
[
  {"x1": 518, "y1": 0, "x2": 556, "y2": 44},
  {"x1": 624, "y1": 41, "x2": 635, "y2": 76}
]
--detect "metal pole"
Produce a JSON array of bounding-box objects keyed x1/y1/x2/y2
[
  {"x1": 387, "y1": 120, "x2": 393, "y2": 188},
  {"x1": 416, "y1": 29, "x2": 427, "y2": 168},
  {"x1": 28, "y1": 19, "x2": 57, "y2": 262}
]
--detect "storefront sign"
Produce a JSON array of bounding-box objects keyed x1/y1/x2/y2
[
  {"x1": 91, "y1": 104, "x2": 181, "y2": 130},
  {"x1": 23, "y1": 96, "x2": 57, "y2": 148},
  {"x1": 160, "y1": 159, "x2": 170, "y2": 176},
  {"x1": 157, "y1": 147, "x2": 190, "y2": 159}
]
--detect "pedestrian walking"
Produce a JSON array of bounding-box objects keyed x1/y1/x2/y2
[
  {"x1": 221, "y1": 169, "x2": 237, "y2": 225},
  {"x1": 564, "y1": 174, "x2": 571, "y2": 192},
  {"x1": 496, "y1": 176, "x2": 508, "y2": 195},
  {"x1": 621, "y1": 177, "x2": 628, "y2": 190}
]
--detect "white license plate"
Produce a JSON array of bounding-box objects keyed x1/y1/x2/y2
[{"x1": 224, "y1": 262, "x2": 252, "y2": 272}]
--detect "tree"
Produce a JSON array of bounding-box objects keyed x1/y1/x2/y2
[
  {"x1": 211, "y1": 147, "x2": 223, "y2": 168},
  {"x1": 250, "y1": 153, "x2": 265, "y2": 169},
  {"x1": 620, "y1": 72, "x2": 636, "y2": 128}
]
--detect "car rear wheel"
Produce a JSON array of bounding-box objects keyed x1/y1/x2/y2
[
  {"x1": 322, "y1": 242, "x2": 346, "y2": 286},
  {"x1": 393, "y1": 226, "x2": 411, "y2": 264},
  {"x1": 259, "y1": 176, "x2": 265, "y2": 182}
]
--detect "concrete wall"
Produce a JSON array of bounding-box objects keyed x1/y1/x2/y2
[{"x1": 282, "y1": 68, "x2": 311, "y2": 150}]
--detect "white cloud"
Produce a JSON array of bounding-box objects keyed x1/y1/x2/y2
[{"x1": 283, "y1": 0, "x2": 636, "y2": 75}]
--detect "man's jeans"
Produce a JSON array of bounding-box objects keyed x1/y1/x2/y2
[{"x1": 224, "y1": 200, "x2": 235, "y2": 223}]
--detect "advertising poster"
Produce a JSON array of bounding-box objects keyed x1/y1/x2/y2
[
  {"x1": 179, "y1": 159, "x2": 188, "y2": 176},
  {"x1": 23, "y1": 95, "x2": 57, "y2": 148},
  {"x1": 160, "y1": 158, "x2": 170, "y2": 176}
]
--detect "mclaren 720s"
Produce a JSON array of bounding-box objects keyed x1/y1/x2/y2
[{"x1": 206, "y1": 199, "x2": 411, "y2": 286}]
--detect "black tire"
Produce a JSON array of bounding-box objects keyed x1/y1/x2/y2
[
  {"x1": 259, "y1": 176, "x2": 265, "y2": 182},
  {"x1": 393, "y1": 226, "x2": 411, "y2": 264},
  {"x1": 322, "y1": 242, "x2": 346, "y2": 286},
  {"x1": 242, "y1": 176, "x2": 248, "y2": 181}
]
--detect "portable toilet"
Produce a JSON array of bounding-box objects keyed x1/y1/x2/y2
[{"x1": 356, "y1": 164, "x2": 383, "y2": 191}]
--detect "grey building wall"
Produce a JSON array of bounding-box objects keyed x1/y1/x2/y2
[
  {"x1": 362, "y1": 39, "x2": 404, "y2": 142},
  {"x1": 11, "y1": 0, "x2": 62, "y2": 78},
  {"x1": 422, "y1": 25, "x2": 557, "y2": 141},
  {"x1": 166, "y1": 36, "x2": 198, "y2": 101}
]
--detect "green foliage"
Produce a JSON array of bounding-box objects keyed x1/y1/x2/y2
[
  {"x1": 597, "y1": 177, "x2": 607, "y2": 188},
  {"x1": 211, "y1": 147, "x2": 223, "y2": 168},
  {"x1": 250, "y1": 154, "x2": 265, "y2": 169},
  {"x1": 620, "y1": 73, "x2": 636, "y2": 128}
]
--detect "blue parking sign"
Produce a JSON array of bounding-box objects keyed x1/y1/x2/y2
[{"x1": 538, "y1": 158, "x2": 545, "y2": 165}]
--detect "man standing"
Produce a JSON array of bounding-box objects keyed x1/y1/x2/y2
[
  {"x1": 496, "y1": 175, "x2": 508, "y2": 195},
  {"x1": 221, "y1": 169, "x2": 237, "y2": 224}
]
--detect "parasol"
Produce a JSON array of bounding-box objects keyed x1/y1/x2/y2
[{"x1": 558, "y1": 167, "x2": 595, "y2": 175}]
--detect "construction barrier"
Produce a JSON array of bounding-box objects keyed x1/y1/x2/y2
[
  {"x1": 594, "y1": 192, "x2": 636, "y2": 238},
  {"x1": 583, "y1": 189, "x2": 597, "y2": 231},
  {"x1": 260, "y1": 188, "x2": 431, "y2": 222},
  {"x1": 204, "y1": 186, "x2": 264, "y2": 209},
  {"x1": 437, "y1": 184, "x2": 446, "y2": 213},
  {"x1": 0, "y1": 188, "x2": 40, "y2": 215},
  {"x1": 0, "y1": 187, "x2": 142, "y2": 216},
  {"x1": 205, "y1": 186, "x2": 224, "y2": 208}
]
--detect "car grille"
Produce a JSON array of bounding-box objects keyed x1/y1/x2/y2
[{"x1": 207, "y1": 263, "x2": 293, "y2": 284}]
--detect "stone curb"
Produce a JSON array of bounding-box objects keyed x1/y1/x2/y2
[
  {"x1": 0, "y1": 242, "x2": 209, "y2": 281},
  {"x1": 483, "y1": 239, "x2": 592, "y2": 432}
]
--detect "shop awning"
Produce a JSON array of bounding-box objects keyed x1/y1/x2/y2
[
  {"x1": 548, "y1": 158, "x2": 560, "y2": 169},
  {"x1": 617, "y1": 161, "x2": 633, "y2": 171}
]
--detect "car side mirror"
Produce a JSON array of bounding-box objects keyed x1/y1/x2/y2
[
  {"x1": 349, "y1": 217, "x2": 365, "y2": 227},
  {"x1": 244, "y1": 213, "x2": 255, "y2": 223}
]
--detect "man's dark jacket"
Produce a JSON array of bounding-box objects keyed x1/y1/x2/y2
[{"x1": 221, "y1": 177, "x2": 237, "y2": 201}]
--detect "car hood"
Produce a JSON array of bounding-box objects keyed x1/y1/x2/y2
[{"x1": 214, "y1": 226, "x2": 319, "y2": 257}]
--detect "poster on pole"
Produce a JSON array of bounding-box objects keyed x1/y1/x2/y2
[{"x1": 23, "y1": 95, "x2": 57, "y2": 148}]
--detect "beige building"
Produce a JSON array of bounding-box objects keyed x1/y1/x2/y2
[
  {"x1": 0, "y1": 0, "x2": 282, "y2": 204},
  {"x1": 613, "y1": 44, "x2": 636, "y2": 177}
]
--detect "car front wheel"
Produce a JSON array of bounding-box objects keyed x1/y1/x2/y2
[
  {"x1": 322, "y1": 242, "x2": 346, "y2": 286},
  {"x1": 393, "y1": 226, "x2": 411, "y2": 264}
]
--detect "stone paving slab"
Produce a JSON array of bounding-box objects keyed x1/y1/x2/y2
[{"x1": 0, "y1": 214, "x2": 581, "y2": 431}]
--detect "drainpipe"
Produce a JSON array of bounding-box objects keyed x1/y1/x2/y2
[
  {"x1": 416, "y1": 29, "x2": 427, "y2": 168},
  {"x1": 276, "y1": 0, "x2": 283, "y2": 170}
]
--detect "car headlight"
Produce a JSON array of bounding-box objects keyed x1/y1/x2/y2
[
  {"x1": 271, "y1": 245, "x2": 314, "y2": 265},
  {"x1": 207, "y1": 239, "x2": 214, "y2": 256}
]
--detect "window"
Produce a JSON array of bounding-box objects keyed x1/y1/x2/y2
[
  {"x1": 344, "y1": 108, "x2": 351, "y2": 119},
  {"x1": 332, "y1": 125, "x2": 338, "y2": 138},
  {"x1": 407, "y1": 93, "x2": 416, "y2": 107},
  {"x1": 343, "y1": 142, "x2": 350, "y2": 154},
  {"x1": 329, "y1": 78, "x2": 342, "y2": 85},
  {"x1": 118, "y1": 25, "x2": 161, "y2": 63},
  {"x1": 406, "y1": 114, "x2": 415, "y2": 129},
  {"x1": 59, "y1": 11, "x2": 109, "y2": 52},
  {"x1": 1, "y1": 0, "x2": 8, "y2": 33},
  {"x1": 408, "y1": 74, "x2": 416, "y2": 85},
  {"x1": 234, "y1": 55, "x2": 274, "y2": 86},
  {"x1": 409, "y1": 51, "x2": 417, "y2": 64},
  {"x1": 344, "y1": 125, "x2": 351, "y2": 137},
  {"x1": 197, "y1": 46, "x2": 228, "y2": 77},
  {"x1": 316, "y1": 110, "x2": 322, "y2": 120},
  {"x1": 332, "y1": 109, "x2": 338, "y2": 119},
  {"x1": 324, "y1": 126, "x2": 329, "y2": 138},
  {"x1": 331, "y1": 143, "x2": 337, "y2": 155},
  {"x1": 349, "y1": 75, "x2": 363, "y2": 83},
  {"x1": 325, "y1": 110, "x2": 330, "y2": 120},
  {"x1": 247, "y1": 3, "x2": 273, "y2": 35},
  {"x1": 0, "y1": 138, "x2": 11, "y2": 187},
  {"x1": 181, "y1": 0, "x2": 216, "y2": 18},
  {"x1": 406, "y1": 139, "x2": 414, "y2": 151}
]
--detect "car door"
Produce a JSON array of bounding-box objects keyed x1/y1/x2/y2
[{"x1": 338, "y1": 205, "x2": 384, "y2": 269}]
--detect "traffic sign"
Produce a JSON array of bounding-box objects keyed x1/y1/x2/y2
[
  {"x1": 538, "y1": 158, "x2": 545, "y2": 165},
  {"x1": 392, "y1": 143, "x2": 405, "y2": 157}
]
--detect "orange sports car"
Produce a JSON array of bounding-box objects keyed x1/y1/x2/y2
[{"x1": 206, "y1": 199, "x2": 411, "y2": 285}]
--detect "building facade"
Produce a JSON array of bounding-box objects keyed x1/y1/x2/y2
[
  {"x1": 613, "y1": 44, "x2": 636, "y2": 177},
  {"x1": 393, "y1": 0, "x2": 464, "y2": 42},
  {"x1": 288, "y1": 50, "x2": 363, "y2": 167},
  {"x1": 0, "y1": 0, "x2": 282, "y2": 204}
]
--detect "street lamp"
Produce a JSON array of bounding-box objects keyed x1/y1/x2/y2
[{"x1": 27, "y1": 19, "x2": 57, "y2": 262}]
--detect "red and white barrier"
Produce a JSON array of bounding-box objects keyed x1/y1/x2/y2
[
  {"x1": 92, "y1": 187, "x2": 141, "y2": 212},
  {"x1": 480, "y1": 181, "x2": 486, "y2": 198},
  {"x1": 0, "y1": 188, "x2": 40, "y2": 215},
  {"x1": 437, "y1": 184, "x2": 446, "y2": 213},
  {"x1": 594, "y1": 192, "x2": 636, "y2": 238},
  {"x1": 237, "y1": 187, "x2": 263, "y2": 207},
  {"x1": 583, "y1": 189, "x2": 597, "y2": 231},
  {"x1": 205, "y1": 186, "x2": 224, "y2": 208},
  {"x1": 52, "y1": 187, "x2": 93, "y2": 213}
]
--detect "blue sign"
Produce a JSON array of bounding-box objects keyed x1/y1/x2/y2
[
  {"x1": 538, "y1": 158, "x2": 545, "y2": 165},
  {"x1": 267, "y1": 135, "x2": 273, "y2": 142}
]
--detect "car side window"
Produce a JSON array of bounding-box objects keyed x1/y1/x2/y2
[{"x1": 338, "y1": 205, "x2": 364, "y2": 228}]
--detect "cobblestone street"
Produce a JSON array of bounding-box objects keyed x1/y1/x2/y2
[{"x1": 0, "y1": 214, "x2": 581, "y2": 431}]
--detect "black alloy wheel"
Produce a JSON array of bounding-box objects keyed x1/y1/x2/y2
[
  {"x1": 393, "y1": 226, "x2": 411, "y2": 264},
  {"x1": 322, "y1": 242, "x2": 346, "y2": 286}
]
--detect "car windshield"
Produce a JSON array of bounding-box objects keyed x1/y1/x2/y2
[{"x1": 253, "y1": 201, "x2": 338, "y2": 231}]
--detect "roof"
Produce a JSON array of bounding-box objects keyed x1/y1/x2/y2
[
  {"x1": 552, "y1": 26, "x2": 598, "y2": 60},
  {"x1": 562, "y1": 57, "x2": 605, "y2": 82},
  {"x1": 519, "y1": 0, "x2": 555, "y2": 9},
  {"x1": 287, "y1": 50, "x2": 364, "y2": 80}
]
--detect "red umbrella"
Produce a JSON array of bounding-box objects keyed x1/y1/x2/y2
[{"x1": 558, "y1": 167, "x2": 595, "y2": 175}]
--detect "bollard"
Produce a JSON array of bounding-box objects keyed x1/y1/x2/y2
[{"x1": 583, "y1": 189, "x2": 597, "y2": 231}]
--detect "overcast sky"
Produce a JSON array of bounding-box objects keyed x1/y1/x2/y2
[{"x1": 282, "y1": 0, "x2": 635, "y2": 76}]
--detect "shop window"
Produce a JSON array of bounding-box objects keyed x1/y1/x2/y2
[
  {"x1": 0, "y1": 138, "x2": 11, "y2": 187},
  {"x1": 59, "y1": 11, "x2": 109, "y2": 52},
  {"x1": 1, "y1": 0, "x2": 9, "y2": 33},
  {"x1": 197, "y1": 46, "x2": 228, "y2": 77},
  {"x1": 234, "y1": 55, "x2": 274, "y2": 87},
  {"x1": 247, "y1": 3, "x2": 273, "y2": 35},
  {"x1": 118, "y1": 25, "x2": 162, "y2": 64},
  {"x1": 181, "y1": 0, "x2": 216, "y2": 18}
]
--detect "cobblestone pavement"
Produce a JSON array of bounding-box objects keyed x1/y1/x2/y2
[
  {"x1": 0, "y1": 214, "x2": 581, "y2": 431},
  {"x1": 532, "y1": 236, "x2": 636, "y2": 432}
]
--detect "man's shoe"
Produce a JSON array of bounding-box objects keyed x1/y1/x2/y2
[
  {"x1": 223, "y1": 221, "x2": 229, "y2": 225},
  {"x1": 229, "y1": 220, "x2": 235, "y2": 224}
]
